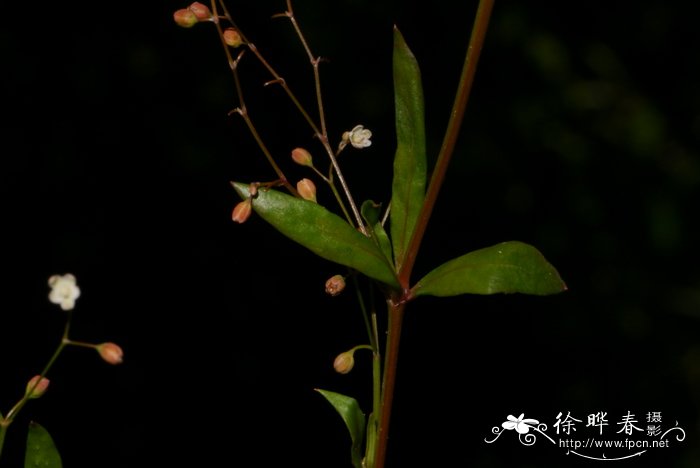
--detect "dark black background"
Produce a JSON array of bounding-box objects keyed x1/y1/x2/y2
[{"x1": 2, "y1": 1, "x2": 699, "y2": 467}]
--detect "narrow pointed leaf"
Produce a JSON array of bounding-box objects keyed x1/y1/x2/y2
[
  {"x1": 390, "y1": 27, "x2": 427, "y2": 271},
  {"x1": 232, "y1": 183, "x2": 398, "y2": 288},
  {"x1": 316, "y1": 389, "x2": 365, "y2": 468},
  {"x1": 25, "y1": 422, "x2": 62, "y2": 468},
  {"x1": 412, "y1": 241, "x2": 567, "y2": 297}
]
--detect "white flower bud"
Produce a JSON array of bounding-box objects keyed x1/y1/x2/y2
[
  {"x1": 343, "y1": 125, "x2": 372, "y2": 149},
  {"x1": 48, "y1": 274, "x2": 81, "y2": 311}
]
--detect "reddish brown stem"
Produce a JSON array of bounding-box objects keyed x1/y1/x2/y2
[
  {"x1": 374, "y1": 299, "x2": 405, "y2": 468},
  {"x1": 374, "y1": 2, "x2": 495, "y2": 467}
]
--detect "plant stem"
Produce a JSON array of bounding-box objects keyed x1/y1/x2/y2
[
  {"x1": 374, "y1": 299, "x2": 405, "y2": 468},
  {"x1": 399, "y1": 0, "x2": 495, "y2": 286},
  {"x1": 284, "y1": 0, "x2": 328, "y2": 139},
  {"x1": 366, "y1": 306, "x2": 382, "y2": 468},
  {"x1": 373, "y1": 2, "x2": 495, "y2": 466},
  {"x1": 0, "y1": 311, "x2": 74, "y2": 461},
  {"x1": 371, "y1": 310, "x2": 381, "y2": 422},
  {"x1": 5, "y1": 338, "x2": 69, "y2": 423},
  {"x1": 0, "y1": 422, "x2": 8, "y2": 461}
]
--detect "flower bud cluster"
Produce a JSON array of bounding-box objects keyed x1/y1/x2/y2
[{"x1": 174, "y1": 2, "x2": 214, "y2": 28}]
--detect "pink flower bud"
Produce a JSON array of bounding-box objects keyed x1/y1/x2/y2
[
  {"x1": 333, "y1": 351, "x2": 355, "y2": 374},
  {"x1": 291, "y1": 147, "x2": 313, "y2": 167},
  {"x1": 325, "y1": 275, "x2": 346, "y2": 296},
  {"x1": 223, "y1": 28, "x2": 244, "y2": 48},
  {"x1": 232, "y1": 199, "x2": 253, "y2": 223},
  {"x1": 25, "y1": 375, "x2": 50, "y2": 399},
  {"x1": 297, "y1": 178, "x2": 317, "y2": 202},
  {"x1": 173, "y1": 8, "x2": 199, "y2": 28},
  {"x1": 97, "y1": 342, "x2": 124, "y2": 365},
  {"x1": 188, "y1": 2, "x2": 212, "y2": 21}
]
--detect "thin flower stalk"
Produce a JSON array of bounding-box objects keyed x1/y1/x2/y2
[
  {"x1": 4, "y1": 313, "x2": 72, "y2": 424},
  {"x1": 281, "y1": 0, "x2": 328, "y2": 140},
  {"x1": 209, "y1": 1, "x2": 297, "y2": 196},
  {"x1": 213, "y1": 0, "x2": 366, "y2": 233},
  {"x1": 278, "y1": 3, "x2": 367, "y2": 234},
  {"x1": 0, "y1": 274, "x2": 124, "y2": 462}
]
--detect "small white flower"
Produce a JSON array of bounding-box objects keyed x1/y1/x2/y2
[
  {"x1": 343, "y1": 125, "x2": 372, "y2": 149},
  {"x1": 48, "y1": 273, "x2": 81, "y2": 311}
]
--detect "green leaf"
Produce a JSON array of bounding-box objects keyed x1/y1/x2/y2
[
  {"x1": 390, "y1": 27, "x2": 427, "y2": 271},
  {"x1": 360, "y1": 199, "x2": 382, "y2": 226},
  {"x1": 361, "y1": 200, "x2": 393, "y2": 264},
  {"x1": 316, "y1": 389, "x2": 365, "y2": 468},
  {"x1": 412, "y1": 241, "x2": 567, "y2": 297},
  {"x1": 25, "y1": 422, "x2": 62, "y2": 468},
  {"x1": 232, "y1": 183, "x2": 399, "y2": 288}
]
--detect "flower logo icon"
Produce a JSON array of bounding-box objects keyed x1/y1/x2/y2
[{"x1": 502, "y1": 413, "x2": 540, "y2": 434}]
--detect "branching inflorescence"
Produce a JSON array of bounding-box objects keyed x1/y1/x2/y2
[
  {"x1": 0, "y1": 274, "x2": 124, "y2": 464},
  {"x1": 176, "y1": 0, "x2": 371, "y2": 231},
  {"x1": 174, "y1": 2, "x2": 566, "y2": 467}
]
